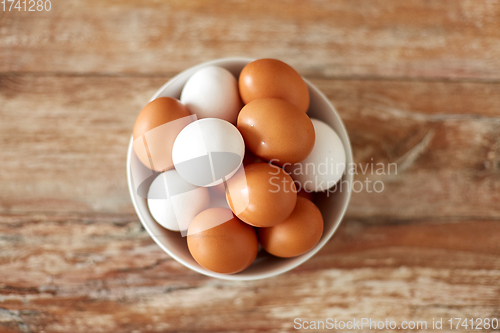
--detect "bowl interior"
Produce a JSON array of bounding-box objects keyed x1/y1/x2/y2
[{"x1": 127, "y1": 57, "x2": 353, "y2": 280}]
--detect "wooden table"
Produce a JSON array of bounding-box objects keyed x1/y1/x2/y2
[{"x1": 1, "y1": 1, "x2": 499, "y2": 332}]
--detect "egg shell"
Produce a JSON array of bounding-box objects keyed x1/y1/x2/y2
[
  {"x1": 133, "y1": 97, "x2": 193, "y2": 172},
  {"x1": 237, "y1": 98, "x2": 315, "y2": 165},
  {"x1": 147, "y1": 170, "x2": 210, "y2": 234},
  {"x1": 239, "y1": 58, "x2": 310, "y2": 112},
  {"x1": 172, "y1": 118, "x2": 245, "y2": 187},
  {"x1": 258, "y1": 197, "x2": 323, "y2": 258},
  {"x1": 181, "y1": 66, "x2": 242, "y2": 124},
  {"x1": 187, "y1": 207, "x2": 258, "y2": 274},
  {"x1": 226, "y1": 162, "x2": 297, "y2": 227},
  {"x1": 285, "y1": 119, "x2": 346, "y2": 192}
]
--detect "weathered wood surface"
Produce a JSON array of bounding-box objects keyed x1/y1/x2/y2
[
  {"x1": 1, "y1": 76, "x2": 499, "y2": 218},
  {"x1": 1, "y1": 0, "x2": 500, "y2": 80},
  {"x1": 1, "y1": 75, "x2": 499, "y2": 332},
  {"x1": 1, "y1": 0, "x2": 500, "y2": 332},
  {"x1": 1, "y1": 213, "x2": 499, "y2": 332}
]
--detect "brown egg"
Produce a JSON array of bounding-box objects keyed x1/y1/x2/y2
[
  {"x1": 226, "y1": 163, "x2": 297, "y2": 227},
  {"x1": 237, "y1": 98, "x2": 315, "y2": 165},
  {"x1": 133, "y1": 97, "x2": 191, "y2": 171},
  {"x1": 239, "y1": 58, "x2": 310, "y2": 112},
  {"x1": 258, "y1": 197, "x2": 323, "y2": 258},
  {"x1": 187, "y1": 207, "x2": 258, "y2": 274}
]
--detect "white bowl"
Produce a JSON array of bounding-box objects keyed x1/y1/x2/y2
[{"x1": 126, "y1": 57, "x2": 353, "y2": 280}]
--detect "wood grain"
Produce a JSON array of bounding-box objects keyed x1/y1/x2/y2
[
  {"x1": 2, "y1": 1, "x2": 500, "y2": 331},
  {"x1": 1, "y1": 0, "x2": 500, "y2": 79},
  {"x1": 1, "y1": 75, "x2": 499, "y2": 219},
  {"x1": 0, "y1": 213, "x2": 499, "y2": 332},
  {"x1": 1, "y1": 76, "x2": 498, "y2": 331}
]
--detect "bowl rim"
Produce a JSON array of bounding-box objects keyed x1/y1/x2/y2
[{"x1": 126, "y1": 57, "x2": 353, "y2": 280}]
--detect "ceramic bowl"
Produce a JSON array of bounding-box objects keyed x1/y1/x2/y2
[{"x1": 126, "y1": 57, "x2": 353, "y2": 280}]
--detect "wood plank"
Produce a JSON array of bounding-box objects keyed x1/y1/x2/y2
[
  {"x1": 0, "y1": 213, "x2": 499, "y2": 332},
  {"x1": 0, "y1": 76, "x2": 500, "y2": 218},
  {"x1": 1, "y1": 0, "x2": 500, "y2": 79},
  {"x1": 1, "y1": 75, "x2": 499, "y2": 219},
  {"x1": 318, "y1": 79, "x2": 500, "y2": 219},
  {"x1": 1, "y1": 2, "x2": 499, "y2": 332}
]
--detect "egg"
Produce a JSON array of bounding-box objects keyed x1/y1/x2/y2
[
  {"x1": 187, "y1": 207, "x2": 258, "y2": 274},
  {"x1": 133, "y1": 97, "x2": 193, "y2": 172},
  {"x1": 147, "y1": 170, "x2": 210, "y2": 234},
  {"x1": 239, "y1": 58, "x2": 310, "y2": 113},
  {"x1": 286, "y1": 119, "x2": 346, "y2": 192},
  {"x1": 226, "y1": 162, "x2": 297, "y2": 227},
  {"x1": 181, "y1": 66, "x2": 242, "y2": 124},
  {"x1": 237, "y1": 98, "x2": 315, "y2": 165},
  {"x1": 258, "y1": 197, "x2": 323, "y2": 258},
  {"x1": 172, "y1": 118, "x2": 245, "y2": 187}
]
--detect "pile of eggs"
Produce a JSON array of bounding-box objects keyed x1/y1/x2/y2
[{"x1": 132, "y1": 59, "x2": 346, "y2": 274}]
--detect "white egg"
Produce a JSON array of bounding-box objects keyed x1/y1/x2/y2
[
  {"x1": 172, "y1": 118, "x2": 245, "y2": 187},
  {"x1": 285, "y1": 119, "x2": 346, "y2": 192},
  {"x1": 147, "y1": 170, "x2": 210, "y2": 234},
  {"x1": 180, "y1": 66, "x2": 242, "y2": 124}
]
